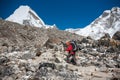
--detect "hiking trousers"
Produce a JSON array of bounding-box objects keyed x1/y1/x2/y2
[{"x1": 67, "y1": 53, "x2": 76, "y2": 65}]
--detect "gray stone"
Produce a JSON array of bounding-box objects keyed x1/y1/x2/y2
[
  {"x1": 99, "y1": 67, "x2": 108, "y2": 72},
  {"x1": 0, "y1": 56, "x2": 9, "y2": 65},
  {"x1": 97, "y1": 47, "x2": 107, "y2": 53},
  {"x1": 21, "y1": 52, "x2": 36, "y2": 60},
  {"x1": 0, "y1": 66, "x2": 13, "y2": 77},
  {"x1": 55, "y1": 57, "x2": 63, "y2": 63}
]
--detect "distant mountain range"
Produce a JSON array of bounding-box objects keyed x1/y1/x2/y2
[
  {"x1": 6, "y1": 5, "x2": 120, "y2": 40},
  {"x1": 66, "y1": 7, "x2": 120, "y2": 40}
]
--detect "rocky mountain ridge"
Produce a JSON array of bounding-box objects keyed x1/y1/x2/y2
[{"x1": 0, "y1": 19, "x2": 82, "y2": 53}]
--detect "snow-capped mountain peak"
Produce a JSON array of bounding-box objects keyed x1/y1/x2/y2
[
  {"x1": 6, "y1": 5, "x2": 54, "y2": 28},
  {"x1": 66, "y1": 7, "x2": 120, "y2": 40}
]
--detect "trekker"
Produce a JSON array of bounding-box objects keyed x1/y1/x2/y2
[{"x1": 65, "y1": 41, "x2": 77, "y2": 65}]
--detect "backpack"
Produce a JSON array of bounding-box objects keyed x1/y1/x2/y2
[{"x1": 70, "y1": 40, "x2": 78, "y2": 51}]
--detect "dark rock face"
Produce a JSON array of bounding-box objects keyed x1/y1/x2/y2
[
  {"x1": 102, "y1": 12, "x2": 109, "y2": 17},
  {"x1": 101, "y1": 33, "x2": 111, "y2": 39},
  {"x1": 112, "y1": 31, "x2": 120, "y2": 40}
]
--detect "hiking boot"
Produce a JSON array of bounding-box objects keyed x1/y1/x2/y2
[
  {"x1": 67, "y1": 60, "x2": 70, "y2": 63},
  {"x1": 72, "y1": 62, "x2": 76, "y2": 65}
]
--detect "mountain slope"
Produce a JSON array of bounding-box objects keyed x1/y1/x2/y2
[
  {"x1": 0, "y1": 19, "x2": 82, "y2": 52},
  {"x1": 66, "y1": 7, "x2": 120, "y2": 40},
  {"x1": 6, "y1": 5, "x2": 55, "y2": 28}
]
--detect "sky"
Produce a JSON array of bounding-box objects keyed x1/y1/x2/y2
[{"x1": 0, "y1": 0, "x2": 120, "y2": 30}]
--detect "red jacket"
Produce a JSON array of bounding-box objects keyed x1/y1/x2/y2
[{"x1": 66, "y1": 44, "x2": 75, "y2": 54}]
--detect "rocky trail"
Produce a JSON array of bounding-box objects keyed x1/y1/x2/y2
[{"x1": 0, "y1": 46, "x2": 120, "y2": 80}]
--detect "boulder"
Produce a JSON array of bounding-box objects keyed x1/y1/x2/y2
[
  {"x1": 0, "y1": 66, "x2": 14, "y2": 77},
  {"x1": 106, "y1": 46, "x2": 118, "y2": 53},
  {"x1": 97, "y1": 47, "x2": 107, "y2": 53},
  {"x1": 98, "y1": 38, "x2": 110, "y2": 47},
  {"x1": 0, "y1": 56, "x2": 9, "y2": 65}
]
